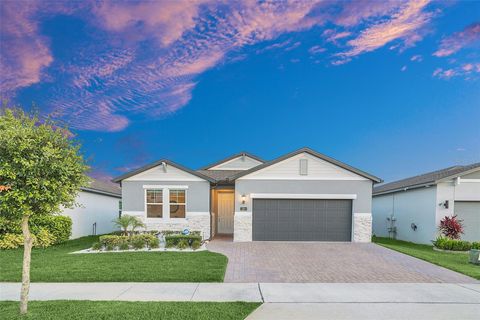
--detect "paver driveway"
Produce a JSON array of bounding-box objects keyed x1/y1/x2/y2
[{"x1": 207, "y1": 239, "x2": 478, "y2": 283}]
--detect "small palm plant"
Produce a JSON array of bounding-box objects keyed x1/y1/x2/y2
[{"x1": 113, "y1": 215, "x2": 145, "y2": 236}]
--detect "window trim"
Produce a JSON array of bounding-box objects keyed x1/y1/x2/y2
[
  {"x1": 143, "y1": 186, "x2": 188, "y2": 221},
  {"x1": 169, "y1": 189, "x2": 186, "y2": 219},
  {"x1": 145, "y1": 189, "x2": 164, "y2": 218}
]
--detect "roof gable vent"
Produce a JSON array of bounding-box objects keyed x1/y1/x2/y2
[{"x1": 299, "y1": 159, "x2": 308, "y2": 175}]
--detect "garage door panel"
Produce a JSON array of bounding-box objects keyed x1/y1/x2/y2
[
  {"x1": 455, "y1": 201, "x2": 480, "y2": 242},
  {"x1": 252, "y1": 199, "x2": 352, "y2": 241}
]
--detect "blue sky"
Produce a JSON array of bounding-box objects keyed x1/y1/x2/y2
[{"x1": 1, "y1": 0, "x2": 479, "y2": 183}]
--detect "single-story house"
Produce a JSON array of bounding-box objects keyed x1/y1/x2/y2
[
  {"x1": 372, "y1": 163, "x2": 480, "y2": 244},
  {"x1": 61, "y1": 177, "x2": 121, "y2": 238},
  {"x1": 113, "y1": 147, "x2": 381, "y2": 242}
]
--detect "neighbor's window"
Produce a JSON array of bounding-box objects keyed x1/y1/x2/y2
[
  {"x1": 146, "y1": 190, "x2": 163, "y2": 218},
  {"x1": 169, "y1": 189, "x2": 186, "y2": 218}
]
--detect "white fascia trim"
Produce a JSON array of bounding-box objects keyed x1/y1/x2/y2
[
  {"x1": 250, "y1": 193, "x2": 357, "y2": 199},
  {"x1": 143, "y1": 185, "x2": 189, "y2": 189},
  {"x1": 186, "y1": 212, "x2": 210, "y2": 217},
  {"x1": 209, "y1": 156, "x2": 262, "y2": 170},
  {"x1": 238, "y1": 177, "x2": 367, "y2": 181},
  {"x1": 459, "y1": 179, "x2": 480, "y2": 183}
]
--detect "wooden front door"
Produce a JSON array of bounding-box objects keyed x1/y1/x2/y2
[{"x1": 217, "y1": 192, "x2": 234, "y2": 234}]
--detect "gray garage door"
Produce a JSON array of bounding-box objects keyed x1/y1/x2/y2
[
  {"x1": 252, "y1": 199, "x2": 352, "y2": 241},
  {"x1": 455, "y1": 201, "x2": 480, "y2": 242}
]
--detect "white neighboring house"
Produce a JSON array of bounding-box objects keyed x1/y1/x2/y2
[
  {"x1": 372, "y1": 163, "x2": 480, "y2": 244},
  {"x1": 61, "y1": 178, "x2": 121, "y2": 239}
]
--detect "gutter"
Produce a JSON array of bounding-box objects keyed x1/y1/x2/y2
[
  {"x1": 81, "y1": 187, "x2": 121, "y2": 198},
  {"x1": 373, "y1": 183, "x2": 435, "y2": 196}
]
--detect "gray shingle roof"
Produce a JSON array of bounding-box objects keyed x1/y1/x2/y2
[
  {"x1": 373, "y1": 162, "x2": 480, "y2": 195},
  {"x1": 82, "y1": 177, "x2": 121, "y2": 197},
  {"x1": 196, "y1": 170, "x2": 244, "y2": 184}
]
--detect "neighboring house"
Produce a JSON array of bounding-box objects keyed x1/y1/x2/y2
[
  {"x1": 113, "y1": 147, "x2": 381, "y2": 242},
  {"x1": 61, "y1": 177, "x2": 121, "y2": 238},
  {"x1": 372, "y1": 163, "x2": 480, "y2": 244}
]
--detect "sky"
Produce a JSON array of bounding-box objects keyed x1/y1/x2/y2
[{"x1": 1, "y1": 0, "x2": 479, "y2": 184}]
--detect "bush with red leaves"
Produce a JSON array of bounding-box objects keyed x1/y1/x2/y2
[{"x1": 439, "y1": 215, "x2": 464, "y2": 239}]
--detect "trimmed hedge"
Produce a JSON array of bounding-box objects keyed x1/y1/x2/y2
[
  {"x1": 97, "y1": 234, "x2": 159, "y2": 251},
  {"x1": 165, "y1": 234, "x2": 202, "y2": 249},
  {"x1": 433, "y1": 237, "x2": 473, "y2": 251},
  {"x1": 0, "y1": 215, "x2": 72, "y2": 249}
]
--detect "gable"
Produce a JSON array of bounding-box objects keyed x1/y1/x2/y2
[
  {"x1": 238, "y1": 152, "x2": 369, "y2": 181},
  {"x1": 460, "y1": 169, "x2": 480, "y2": 180},
  {"x1": 209, "y1": 155, "x2": 263, "y2": 170},
  {"x1": 124, "y1": 163, "x2": 205, "y2": 182}
]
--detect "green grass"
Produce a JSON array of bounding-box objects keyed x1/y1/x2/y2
[
  {"x1": 0, "y1": 301, "x2": 261, "y2": 320},
  {"x1": 373, "y1": 237, "x2": 480, "y2": 280},
  {"x1": 0, "y1": 236, "x2": 227, "y2": 282}
]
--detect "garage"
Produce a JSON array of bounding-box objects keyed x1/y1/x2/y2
[
  {"x1": 252, "y1": 199, "x2": 353, "y2": 241},
  {"x1": 455, "y1": 201, "x2": 480, "y2": 242}
]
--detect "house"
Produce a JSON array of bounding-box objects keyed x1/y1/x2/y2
[
  {"x1": 372, "y1": 163, "x2": 480, "y2": 244},
  {"x1": 113, "y1": 147, "x2": 382, "y2": 242},
  {"x1": 61, "y1": 177, "x2": 121, "y2": 238}
]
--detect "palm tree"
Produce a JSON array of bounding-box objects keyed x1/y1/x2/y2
[{"x1": 113, "y1": 215, "x2": 144, "y2": 236}]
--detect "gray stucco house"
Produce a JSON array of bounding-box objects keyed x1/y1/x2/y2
[
  {"x1": 372, "y1": 163, "x2": 480, "y2": 244},
  {"x1": 113, "y1": 147, "x2": 382, "y2": 242}
]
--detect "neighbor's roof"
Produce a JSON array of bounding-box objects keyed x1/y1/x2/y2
[
  {"x1": 373, "y1": 162, "x2": 480, "y2": 195},
  {"x1": 112, "y1": 159, "x2": 216, "y2": 183},
  {"x1": 200, "y1": 152, "x2": 264, "y2": 170},
  {"x1": 196, "y1": 170, "x2": 244, "y2": 184},
  {"x1": 82, "y1": 177, "x2": 121, "y2": 197},
  {"x1": 231, "y1": 147, "x2": 383, "y2": 183}
]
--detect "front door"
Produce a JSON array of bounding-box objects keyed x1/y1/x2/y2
[{"x1": 217, "y1": 192, "x2": 234, "y2": 234}]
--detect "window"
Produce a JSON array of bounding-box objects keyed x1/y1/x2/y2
[
  {"x1": 146, "y1": 190, "x2": 163, "y2": 218},
  {"x1": 169, "y1": 189, "x2": 186, "y2": 218}
]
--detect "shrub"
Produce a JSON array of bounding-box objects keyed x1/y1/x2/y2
[
  {"x1": 0, "y1": 215, "x2": 72, "y2": 247},
  {"x1": 99, "y1": 235, "x2": 122, "y2": 247},
  {"x1": 0, "y1": 233, "x2": 24, "y2": 249},
  {"x1": 439, "y1": 215, "x2": 464, "y2": 239},
  {"x1": 191, "y1": 239, "x2": 201, "y2": 250},
  {"x1": 472, "y1": 242, "x2": 480, "y2": 250},
  {"x1": 131, "y1": 236, "x2": 145, "y2": 250},
  {"x1": 91, "y1": 242, "x2": 102, "y2": 250},
  {"x1": 433, "y1": 237, "x2": 472, "y2": 251},
  {"x1": 177, "y1": 239, "x2": 189, "y2": 250},
  {"x1": 113, "y1": 215, "x2": 145, "y2": 236},
  {"x1": 35, "y1": 228, "x2": 56, "y2": 248},
  {"x1": 119, "y1": 242, "x2": 130, "y2": 250},
  {"x1": 149, "y1": 237, "x2": 160, "y2": 249},
  {"x1": 105, "y1": 243, "x2": 115, "y2": 251},
  {"x1": 165, "y1": 234, "x2": 201, "y2": 248}
]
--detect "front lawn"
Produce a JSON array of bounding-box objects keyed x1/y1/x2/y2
[
  {"x1": 0, "y1": 301, "x2": 261, "y2": 320},
  {"x1": 373, "y1": 237, "x2": 480, "y2": 280},
  {"x1": 0, "y1": 236, "x2": 227, "y2": 282}
]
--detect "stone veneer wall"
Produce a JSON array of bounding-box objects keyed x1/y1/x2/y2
[
  {"x1": 144, "y1": 212, "x2": 211, "y2": 240},
  {"x1": 353, "y1": 213, "x2": 372, "y2": 243},
  {"x1": 234, "y1": 212, "x2": 252, "y2": 242}
]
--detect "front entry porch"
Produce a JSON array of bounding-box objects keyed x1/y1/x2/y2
[{"x1": 211, "y1": 188, "x2": 235, "y2": 237}]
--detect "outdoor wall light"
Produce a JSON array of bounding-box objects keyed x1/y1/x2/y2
[{"x1": 241, "y1": 194, "x2": 246, "y2": 204}]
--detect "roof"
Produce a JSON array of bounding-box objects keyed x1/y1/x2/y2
[
  {"x1": 82, "y1": 177, "x2": 121, "y2": 197},
  {"x1": 373, "y1": 162, "x2": 480, "y2": 195},
  {"x1": 231, "y1": 147, "x2": 383, "y2": 183},
  {"x1": 200, "y1": 152, "x2": 264, "y2": 170},
  {"x1": 196, "y1": 170, "x2": 244, "y2": 184},
  {"x1": 112, "y1": 159, "x2": 216, "y2": 183}
]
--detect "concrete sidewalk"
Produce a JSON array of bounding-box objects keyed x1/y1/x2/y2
[
  {"x1": 1, "y1": 282, "x2": 479, "y2": 303},
  {"x1": 2, "y1": 282, "x2": 479, "y2": 319}
]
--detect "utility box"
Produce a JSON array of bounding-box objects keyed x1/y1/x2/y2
[{"x1": 469, "y1": 249, "x2": 480, "y2": 265}]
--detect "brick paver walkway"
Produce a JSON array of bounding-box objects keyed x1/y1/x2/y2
[{"x1": 207, "y1": 239, "x2": 478, "y2": 283}]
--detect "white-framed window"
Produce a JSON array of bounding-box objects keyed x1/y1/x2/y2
[
  {"x1": 144, "y1": 186, "x2": 188, "y2": 219},
  {"x1": 169, "y1": 189, "x2": 186, "y2": 218},
  {"x1": 146, "y1": 189, "x2": 163, "y2": 218}
]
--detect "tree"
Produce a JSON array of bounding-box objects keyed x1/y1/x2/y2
[
  {"x1": 0, "y1": 106, "x2": 89, "y2": 314},
  {"x1": 113, "y1": 215, "x2": 145, "y2": 236}
]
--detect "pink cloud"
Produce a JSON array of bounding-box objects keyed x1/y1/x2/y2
[
  {"x1": 410, "y1": 54, "x2": 423, "y2": 62},
  {"x1": 433, "y1": 22, "x2": 480, "y2": 57},
  {"x1": 433, "y1": 63, "x2": 480, "y2": 79},
  {"x1": 309, "y1": 45, "x2": 326, "y2": 55},
  {"x1": 340, "y1": 0, "x2": 433, "y2": 58},
  {"x1": 0, "y1": 1, "x2": 53, "y2": 95}
]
